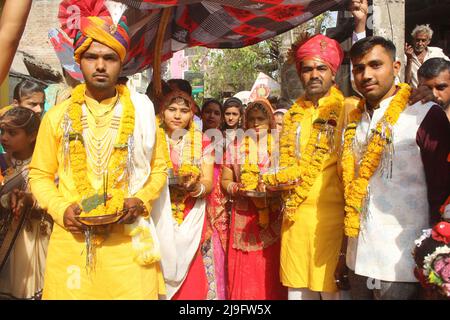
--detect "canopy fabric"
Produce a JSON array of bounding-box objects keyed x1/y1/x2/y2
[
  {"x1": 59, "y1": 0, "x2": 346, "y2": 76},
  {"x1": 115, "y1": 0, "x2": 347, "y2": 75}
]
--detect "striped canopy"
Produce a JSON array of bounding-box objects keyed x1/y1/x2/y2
[{"x1": 59, "y1": 0, "x2": 346, "y2": 76}]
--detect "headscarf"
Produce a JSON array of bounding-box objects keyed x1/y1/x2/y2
[
  {"x1": 273, "y1": 108, "x2": 288, "y2": 116},
  {"x1": 244, "y1": 98, "x2": 276, "y2": 130},
  {"x1": 160, "y1": 90, "x2": 196, "y2": 115},
  {"x1": 294, "y1": 34, "x2": 344, "y2": 74}
]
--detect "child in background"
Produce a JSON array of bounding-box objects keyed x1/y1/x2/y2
[
  {"x1": 0, "y1": 80, "x2": 46, "y2": 155},
  {"x1": 11, "y1": 80, "x2": 46, "y2": 117},
  {"x1": 0, "y1": 107, "x2": 52, "y2": 299}
]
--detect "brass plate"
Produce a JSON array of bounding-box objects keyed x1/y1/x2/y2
[
  {"x1": 76, "y1": 211, "x2": 124, "y2": 226},
  {"x1": 266, "y1": 182, "x2": 299, "y2": 192},
  {"x1": 239, "y1": 189, "x2": 266, "y2": 198}
]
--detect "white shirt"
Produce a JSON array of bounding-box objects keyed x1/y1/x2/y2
[
  {"x1": 346, "y1": 96, "x2": 433, "y2": 282},
  {"x1": 408, "y1": 46, "x2": 450, "y2": 88}
]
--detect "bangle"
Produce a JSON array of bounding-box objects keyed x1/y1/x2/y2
[
  {"x1": 227, "y1": 182, "x2": 239, "y2": 195},
  {"x1": 190, "y1": 183, "x2": 205, "y2": 198},
  {"x1": 339, "y1": 252, "x2": 346, "y2": 257},
  {"x1": 226, "y1": 182, "x2": 233, "y2": 195},
  {"x1": 32, "y1": 199, "x2": 41, "y2": 210}
]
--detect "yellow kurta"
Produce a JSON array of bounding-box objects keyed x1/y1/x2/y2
[
  {"x1": 29, "y1": 95, "x2": 167, "y2": 299},
  {"x1": 280, "y1": 97, "x2": 357, "y2": 292}
]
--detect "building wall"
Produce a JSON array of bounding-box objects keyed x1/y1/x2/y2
[
  {"x1": 169, "y1": 51, "x2": 186, "y2": 79},
  {"x1": 17, "y1": 0, "x2": 61, "y2": 73}
]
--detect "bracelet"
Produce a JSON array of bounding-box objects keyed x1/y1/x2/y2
[
  {"x1": 32, "y1": 199, "x2": 41, "y2": 210},
  {"x1": 190, "y1": 183, "x2": 205, "y2": 198},
  {"x1": 227, "y1": 182, "x2": 239, "y2": 195},
  {"x1": 227, "y1": 182, "x2": 234, "y2": 195},
  {"x1": 339, "y1": 252, "x2": 346, "y2": 257}
]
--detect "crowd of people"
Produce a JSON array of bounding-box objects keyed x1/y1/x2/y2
[{"x1": 0, "y1": 0, "x2": 449, "y2": 300}]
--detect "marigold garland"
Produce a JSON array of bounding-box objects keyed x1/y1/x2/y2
[
  {"x1": 178, "y1": 120, "x2": 202, "y2": 177},
  {"x1": 239, "y1": 133, "x2": 273, "y2": 228},
  {"x1": 66, "y1": 84, "x2": 161, "y2": 268},
  {"x1": 161, "y1": 119, "x2": 202, "y2": 225},
  {"x1": 342, "y1": 83, "x2": 411, "y2": 237},
  {"x1": 156, "y1": 115, "x2": 173, "y2": 171},
  {"x1": 68, "y1": 83, "x2": 134, "y2": 217},
  {"x1": 264, "y1": 86, "x2": 344, "y2": 221},
  {"x1": 240, "y1": 134, "x2": 272, "y2": 191}
]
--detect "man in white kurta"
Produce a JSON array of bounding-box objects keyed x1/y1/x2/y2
[{"x1": 340, "y1": 36, "x2": 450, "y2": 300}]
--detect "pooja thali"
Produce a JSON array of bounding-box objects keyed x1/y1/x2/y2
[
  {"x1": 238, "y1": 189, "x2": 267, "y2": 198},
  {"x1": 76, "y1": 210, "x2": 125, "y2": 226},
  {"x1": 266, "y1": 182, "x2": 300, "y2": 192}
]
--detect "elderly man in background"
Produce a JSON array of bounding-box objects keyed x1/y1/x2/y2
[{"x1": 405, "y1": 24, "x2": 449, "y2": 88}]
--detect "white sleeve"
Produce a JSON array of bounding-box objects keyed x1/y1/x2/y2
[{"x1": 352, "y1": 31, "x2": 366, "y2": 44}]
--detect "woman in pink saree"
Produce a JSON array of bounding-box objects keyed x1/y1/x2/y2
[{"x1": 201, "y1": 98, "x2": 229, "y2": 299}]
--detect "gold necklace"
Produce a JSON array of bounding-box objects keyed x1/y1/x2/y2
[{"x1": 85, "y1": 96, "x2": 119, "y2": 126}]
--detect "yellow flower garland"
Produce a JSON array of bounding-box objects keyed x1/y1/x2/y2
[
  {"x1": 240, "y1": 134, "x2": 272, "y2": 191},
  {"x1": 342, "y1": 83, "x2": 411, "y2": 237},
  {"x1": 160, "y1": 118, "x2": 202, "y2": 225},
  {"x1": 68, "y1": 83, "x2": 134, "y2": 217},
  {"x1": 239, "y1": 133, "x2": 273, "y2": 228},
  {"x1": 67, "y1": 84, "x2": 161, "y2": 269},
  {"x1": 264, "y1": 86, "x2": 344, "y2": 221},
  {"x1": 178, "y1": 120, "x2": 202, "y2": 177},
  {"x1": 156, "y1": 115, "x2": 174, "y2": 171}
]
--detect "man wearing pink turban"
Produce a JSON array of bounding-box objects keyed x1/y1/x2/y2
[{"x1": 279, "y1": 2, "x2": 368, "y2": 301}]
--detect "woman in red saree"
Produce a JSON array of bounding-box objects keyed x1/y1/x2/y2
[
  {"x1": 221, "y1": 99, "x2": 287, "y2": 300},
  {"x1": 157, "y1": 90, "x2": 215, "y2": 299}
]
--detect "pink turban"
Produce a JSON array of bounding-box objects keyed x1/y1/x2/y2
[{"x1": 295, "y1": 34, "x2": 344, "y2": 74}]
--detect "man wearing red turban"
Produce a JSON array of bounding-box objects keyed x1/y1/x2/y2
[
  {"x1": 278, "y1": 1, "x2": 368, "y2": 301},
  {"x1": 295, "y1": 33, "x2": 344, "y2": 74},
  {"x1": 292, "y1": 34, "x2": 344, "y2": 106}
]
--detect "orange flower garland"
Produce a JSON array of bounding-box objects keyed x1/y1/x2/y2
[
  {"x1": 68, "y1": 83, "x2": 134, "y2": 217},
  {"x1": 240, "y1": 134, "x2": 272, "y2": 191},
  {"x1": 270, "y1": 86, "x2": 344, "y2": 221},
  {"x1": 342, "y1": 83, "x2": 411, "y2": 237},
  {"x1": 161, "y1": 119, "x2": 202, "y2": 225}
]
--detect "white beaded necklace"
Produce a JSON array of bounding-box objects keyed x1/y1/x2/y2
[{"x1": 81, "y1": 99, "x2": 123, "y2": 178}]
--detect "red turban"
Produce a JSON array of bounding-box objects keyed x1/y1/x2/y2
[{"x1": 295, "y1": 34, "x2": 344, "y2": 74}]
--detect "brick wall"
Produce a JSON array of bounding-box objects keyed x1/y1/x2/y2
[{"x1": 17, "y1": 0, "x2": 61, "y2": 73}]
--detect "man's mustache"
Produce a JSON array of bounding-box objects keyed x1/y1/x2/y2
[
  {"x1": 307, "y1": 80, "x2": 322, "y2": 86},
  {"x1": 92, "y1": 73, "x2": 109, "y2": 77},
  {"x1": 362, "y1": 79, "x2": 377, "y2": 87}
]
